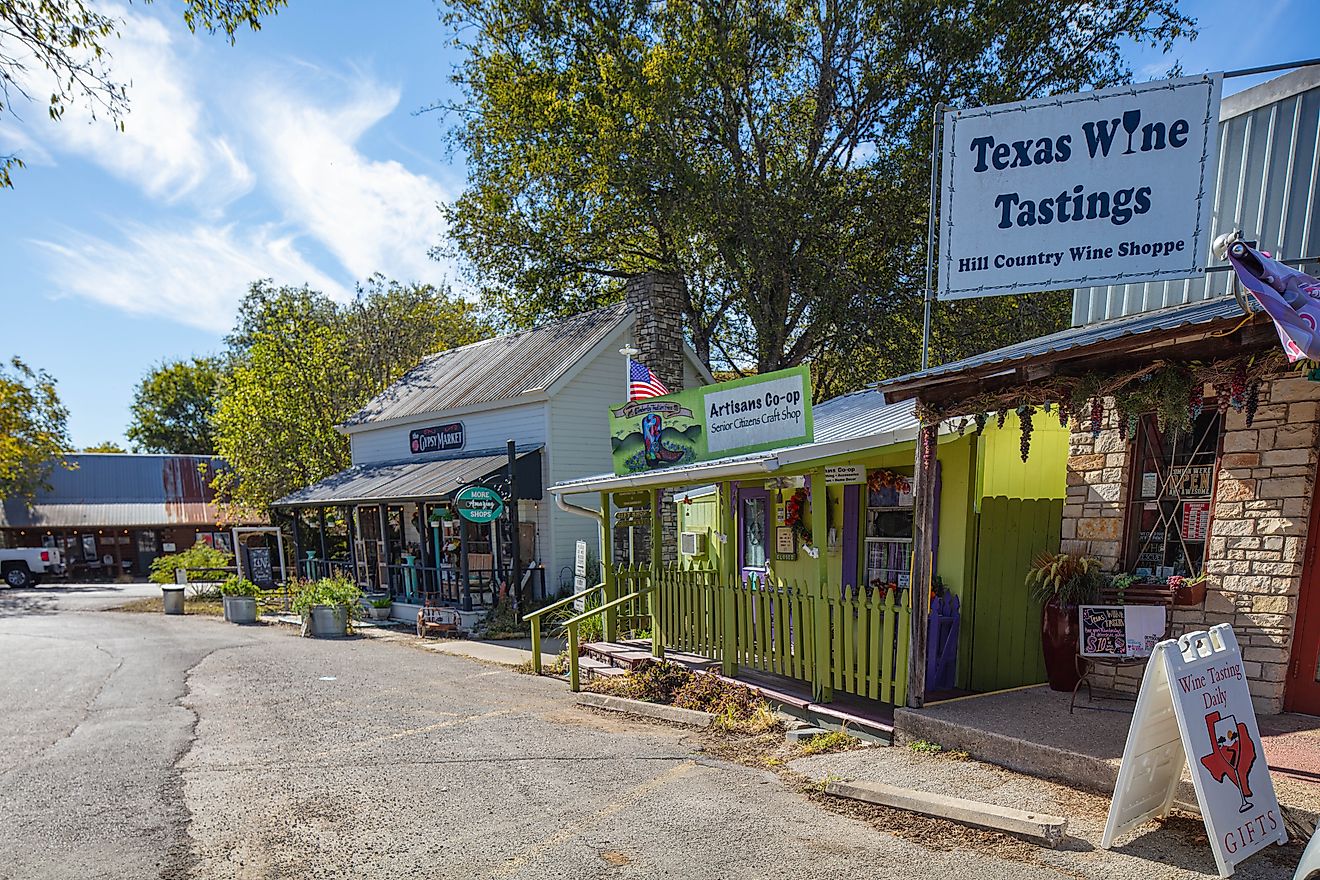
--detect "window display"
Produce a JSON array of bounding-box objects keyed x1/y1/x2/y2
[{"x1": 1125, "y1": 410, "x2": 1221, "y2": 579}]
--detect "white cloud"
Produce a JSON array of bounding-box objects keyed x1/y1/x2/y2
[
  {"x1": 22, "y1": 5, "x2": 254, "y2": 206},
  {"x1": 247, "y1": 73, "x2": 451, "y2": 284},
  {"x1": 32, "y1": 222, "x2": 349, "y2": 330}
]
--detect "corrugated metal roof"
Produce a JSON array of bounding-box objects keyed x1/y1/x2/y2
[
  {"x1": 0, "y1": 454, "x2": 228, "y2": 529},
  {"x1": 877, "y1": 295, "x2": 1256, "y2": 397},
  {"x1": 1073, "y1": 67, "x2": 1320, "y2": 324},
  {"x1": 273, "y1": 447, "x2": 543, "y2": 507},
  {"x1": 343, "y1": 303, "x2": 631, "y2": 427},
  {"x1": 551, "y1": 390, "x2": 922, "y2": 495}
]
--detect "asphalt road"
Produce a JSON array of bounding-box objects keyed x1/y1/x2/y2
[{"x1": 0, "y1": 582, "x2": 1302, "y2": 879}]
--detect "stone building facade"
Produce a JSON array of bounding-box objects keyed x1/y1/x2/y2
[{"x1": 1061, "y1": 370, "x2": 1320, "y2": 713}]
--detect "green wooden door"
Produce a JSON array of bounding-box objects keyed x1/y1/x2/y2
[{"x1": 967, "y1": 497, "x2": 1063, "y2": 692}]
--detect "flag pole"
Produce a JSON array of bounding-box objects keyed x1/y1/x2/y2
[{"x1": 620, "y1": 344, "x2": 640, "y2": 402}]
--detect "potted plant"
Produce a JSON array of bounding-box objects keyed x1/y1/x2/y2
[
  {"x1": 366, "y1": 595, "x2": 393, "y2": 621},
  {"x1": 221, "y1": 575, "x2": 262, "y2": 624},
  {"x1": 293, "y1": 574, "x2": 363, "y2": 638},
  {"x1": 1169, "y1": 572, "x2": 1208, "y2": 606},
  {"x1": 1111, "y1": 572, "x2": 1140, "y2": 604},
  {"x1": 1026, "y1": 552, "x2": 1106, "y2": 692}
]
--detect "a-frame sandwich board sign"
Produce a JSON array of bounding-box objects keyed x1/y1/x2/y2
[{"x1": 1102, "y1": 624, "x2": 1286, "y2": 876}]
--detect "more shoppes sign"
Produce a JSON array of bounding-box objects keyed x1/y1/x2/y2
[{"x1": 939, "y1": 74, "x2": 1221, "y2": 300}]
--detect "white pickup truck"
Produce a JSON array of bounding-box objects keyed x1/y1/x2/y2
[{"x1": 0, "y1": 547, "x2": 65, "y2": 588}]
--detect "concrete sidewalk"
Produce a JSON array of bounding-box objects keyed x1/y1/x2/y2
[{"x1": 894, "y1": 685, "x2": 1320, "y2": 832}]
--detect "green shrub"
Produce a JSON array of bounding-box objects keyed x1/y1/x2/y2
[
  {"x1": 369, "y1": 596, "x2": 393, "y2": 609},
  {"x1": 220, "y1": 575, "x2": 262, "y2": 597},
  {"x1": 292, "y1": 574, "x2": 363, "y2": 617},
  {"x1": 149, "y1": 543, "x2": 233, "y2": 587}
]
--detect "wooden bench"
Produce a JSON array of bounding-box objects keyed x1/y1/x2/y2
[
  {"x1": 417, "y1": 605, "x2": 461, "y2": 639},
  {"x1": 1070, "y1": 582, "x2": 1176, "y2": 713}
]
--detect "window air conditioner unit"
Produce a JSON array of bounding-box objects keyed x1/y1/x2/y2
[{"x1": 680, "y1": 531, "x2": 705, "y2": 556}]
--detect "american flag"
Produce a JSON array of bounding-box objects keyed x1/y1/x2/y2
[{"x1": 628, "y1": 358, "x2": 670, "y2": 400}]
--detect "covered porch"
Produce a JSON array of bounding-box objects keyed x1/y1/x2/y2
[
  {"x1": 544, "y1": 387, "x2": 1070, "y2": 710},
  {"x1": 272, "y1": 446, "x2": 544, "y2": 611}
]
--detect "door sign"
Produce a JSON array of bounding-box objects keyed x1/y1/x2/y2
[{"x1": 1102, "y1": 625, "x2": 1285, "y2": 876}]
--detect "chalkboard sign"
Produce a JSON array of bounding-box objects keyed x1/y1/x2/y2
[
  {"x1": 246, "y1": 547, "x2": 275, "y2": 588},
  {"x1": 1080, "y1": 604, "x2": 1166, "y2": 659}
]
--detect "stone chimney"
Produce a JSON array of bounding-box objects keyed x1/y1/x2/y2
[
  {"x1": 621, "y1": 272, "x2": 687, "y2": 566},
  {"x1": 624, "y1": 272, "x2": 686, "y2": 395}
]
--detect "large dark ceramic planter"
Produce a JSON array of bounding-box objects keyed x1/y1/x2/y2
[{"x1": 1041, "y1": 596, "x2": 1081, "y2": 692}]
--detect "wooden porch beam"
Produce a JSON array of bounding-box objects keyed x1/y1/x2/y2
[
  {"x1": 907, "y1": 428, "x2": 938, "y2": 708},
  {"x1": 649, "y1": 486, "x2": 663, "y2": 659},
  {"x1": 811, "y1": 467, "x2": 833, "y2": 704}
]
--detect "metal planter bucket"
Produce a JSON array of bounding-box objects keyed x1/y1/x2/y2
[
  {"x1": 162, "y1": 587, "x2": 185, "y2": 615},
  {"x1": 223, "y1": 595, "x2": 258, "y2": 625},
  {"x1": 303, "y1": 604, "x2": 349, "y2": 638}
]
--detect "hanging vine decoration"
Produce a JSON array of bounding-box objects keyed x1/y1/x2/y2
[
  {"x1": 867, "y1": 468, "x2": 912, "y2": 495},
  {"x1": 1017, "y1": 405, "x2": 1035, "y2": 462},
  {"x1": 913, "y1": 351, "x2": 1290, "y2": 440}
]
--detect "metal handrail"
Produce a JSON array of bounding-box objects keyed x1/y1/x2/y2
[
  {"x1": 523, "y1": 581, "x2": 604, "y2": 675},
  {"x1": 563, "y1": 588, "x2": 652, "y2": 692}
]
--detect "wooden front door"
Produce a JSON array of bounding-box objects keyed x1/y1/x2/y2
[
  {"x1": 1284, "y1": 486, "x2": 1320, "y2": 714},
  {"x1": 738, "y1": 488, "x2": 770, "y2": 581}
]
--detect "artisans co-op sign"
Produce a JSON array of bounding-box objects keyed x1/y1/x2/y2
[
  {"x1": 940, "y1": 74, "x2": 1222, "y2": 299},
  {"x1": 608, "y1": 367, "x2": 812, "y2": 476}
]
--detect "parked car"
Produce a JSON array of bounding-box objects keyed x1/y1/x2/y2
[{"x1": 0, "y1": 547, "x2": 65, "y2": 588}]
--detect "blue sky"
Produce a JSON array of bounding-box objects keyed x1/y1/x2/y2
[{"x1": 0, "y1": 0, "x2": 1316, "y2": 449}]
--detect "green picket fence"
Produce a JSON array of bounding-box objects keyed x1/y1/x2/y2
[
  {"x1": 821, "y1": 587, "x2": 909, "y2": 705},
  {"x1": 645, "y1": 564, "x2": 908, "y2": 706}
]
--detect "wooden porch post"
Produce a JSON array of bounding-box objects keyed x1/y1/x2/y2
[
  {"x1": 720, "y1": 481, "x2": 738, "y2": 677},
  {"x1": 811, "y1": 468, "x2": 833, "y2": 703},
  {"x1": 649, "y1": 487, "x2": 663, "y2": 658},
  {"x1": 288, "y1": 510, "x2": 302, "y2": 578},
  {"x1": 908, "y1": 425, "x2": 938, "y2": 708},
  {"x1": 344, "y1": 506, "x2": 358, "y2": 585},
  {"x1": 600, "y1": 492, "x2": 617, "y2": 642},
  {"x1": 317, "y1": 507, "x2": 329, "y2": 562},
  {"x1": 377, "y1": 504, "x2": 390, "y2": 596}
]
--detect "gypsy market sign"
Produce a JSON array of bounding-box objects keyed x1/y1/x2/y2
[
  {"x1": 1102, "y1": 625, "x2": 1284, "y2": 876},
  {"x1": 940, "y1": 74, "x2": 1221, "y2": 300},
  {"x1": 410, "y1": 422, "x2": 465, "y2": 455},
  {"x1": 609, "y1": 367, "x2": 812, "y2": 476}
]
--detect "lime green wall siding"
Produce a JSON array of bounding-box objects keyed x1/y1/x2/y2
[
  {"x1": 677, "y1": 491, "x2": 722, "y2": 570},
  {"x1": 977, "y1": 411, "x2": 1068, "y2": 502}
]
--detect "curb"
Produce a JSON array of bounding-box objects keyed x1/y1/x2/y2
[
  {"x1": 824, "y1": 779, "x2": 1068, "y2": 847},
  {"x1": 575, "y1": 692, "x2": 714, "y2": 728}
]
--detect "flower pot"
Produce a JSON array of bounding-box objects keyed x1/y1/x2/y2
[
  {"x1": 161, "y1": 586, "x2": 185, "y2": 615},
  {"x1": 223, "y1": 595, "x2": 258, "y2": 625},
  {"x1": 367, "y1": 605, "x2": 391, "y2": 621},
  {"x1": 1173, "y1": 580, "x2": 1207, "y2": 606},
  {"x1": 1040, "y1": 596, "x2": 1082, "y2": 692},
  {"x1": 303, "y1": 604, "x2": 349, "y2": 638}
]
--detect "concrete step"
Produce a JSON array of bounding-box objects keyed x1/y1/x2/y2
[{"x1": 577, "y1": 657, "x2": 627, "y2": 681}]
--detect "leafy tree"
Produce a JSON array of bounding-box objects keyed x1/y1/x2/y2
[
  {"x1": 127, "y1": 356, "x2": 222, "y2": 455},
  {"x1": 0, "y1": 357, "x2": 71, "y2": 502},
  {"x1": 440, "y1": 0, "x2": 1193, "y2": 385},
  {"x1": 83, "y1": 440, "x2": 127, "y2": 453},
  {"x1": 212, "y1": 279, "x2": 490, "y2": 511},
  {"x1": 0, "y1": 0, "x2": 285, "y2": 188}
]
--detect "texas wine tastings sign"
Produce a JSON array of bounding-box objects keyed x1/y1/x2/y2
[{"x1": 939, "y1": 74, "x2": 1222, "y2": 300}]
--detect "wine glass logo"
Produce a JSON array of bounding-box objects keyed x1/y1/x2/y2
[
  {"x1": 1200, "y1": 711, "x2": 1257, "y2": 813},
  {"x1": 1122, "y1": 109, "x2": 1142, "y2": 155}
]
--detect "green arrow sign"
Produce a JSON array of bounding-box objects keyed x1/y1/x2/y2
[{"x1": 453, "y1": 485, "x2": 505, "y2": 523}]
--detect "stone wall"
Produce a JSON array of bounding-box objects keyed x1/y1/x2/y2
[
  {"x1": 623, "y1": 272, "x2": 687, "y2": 563},
  {"x1": 1060, "y1": 371, "x2": 1320, "y2": 714}
]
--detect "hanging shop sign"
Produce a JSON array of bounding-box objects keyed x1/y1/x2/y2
[
  {"x1": 825, "y1": 465, "x2": 866, "y2": 485},
  {"x1": 613, "y1": 508, "x2": 650, "y2": 527},
  {"x1": 939, "y1": 74, "x2": 1221, "y2": 300},
  {"x1": 609, "y1": 367, "x2": 812, "y2": 476},
  {"x1": 1102, "y1": 625, "x2": 1285, "y2": 876},
  {"x1": 453, "y1": 485, "x2": 504, "y2": 523},
  {"x1": 410, "y1": 422, "x2": 465, "y2": 455}
]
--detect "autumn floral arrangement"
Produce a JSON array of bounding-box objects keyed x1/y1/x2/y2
[
  {"x1": 783, "y1": 488, "x2": 812, "y2": 544},
  {"x1": 867, "y1": 468, "x2": 911, "y2": 495}
]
